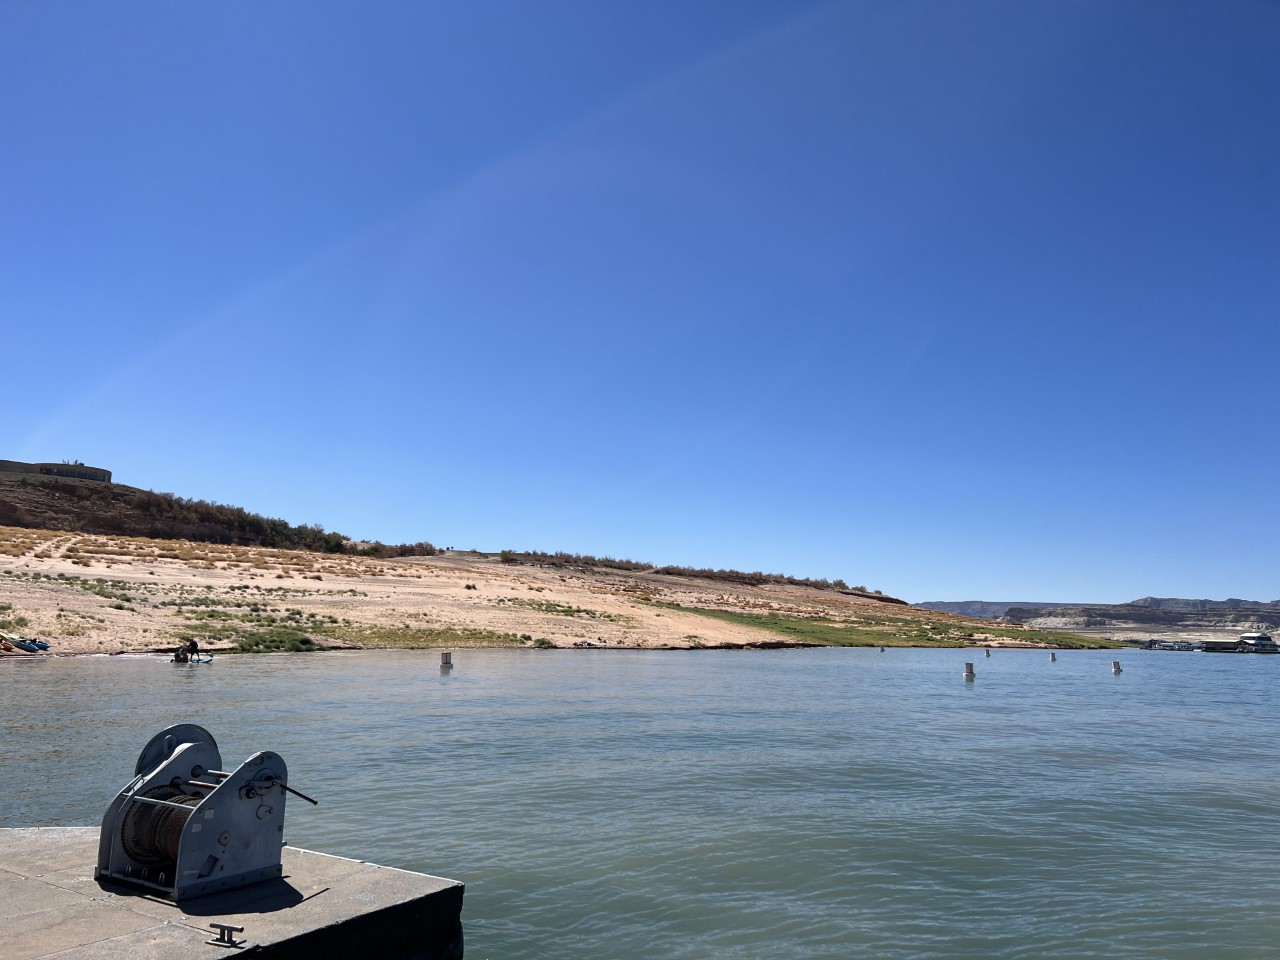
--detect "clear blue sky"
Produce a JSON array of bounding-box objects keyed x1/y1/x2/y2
[{"x1": 3, "y1": 1, "x2": 1277, "y2": 603}]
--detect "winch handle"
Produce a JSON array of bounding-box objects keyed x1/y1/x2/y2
[{"x1": 269, "y1": 776, "x2": 319, "y2": 806}]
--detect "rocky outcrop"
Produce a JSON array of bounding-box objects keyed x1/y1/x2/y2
[
  {"x1": 1008, "y1": 602, "x2": 1280, "y2": 633},
  {"x1": 1127, "y1": 596, "x2": 1280, "y2": 612}
]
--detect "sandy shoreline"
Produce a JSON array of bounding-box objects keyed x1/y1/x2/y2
[{"x1": 0, "y1": 526, "x2": 1062, "y2": 656}]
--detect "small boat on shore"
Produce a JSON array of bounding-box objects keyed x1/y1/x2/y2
[
  {"x1": 1, "y1": 633, "x2": 42, "y2": 653},
  {"x1": 1, "y1": 632, "x2": 50, "y2": 653}
]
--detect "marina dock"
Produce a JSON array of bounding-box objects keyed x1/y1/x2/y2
[{"x1": 0, "y1": 827, "x2": 464, "y2": 959}]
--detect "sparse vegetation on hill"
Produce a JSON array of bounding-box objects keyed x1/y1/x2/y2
[
  {"x1": 0, "y1": 473, "x2": 870, "y2": 593},
  {"x1": 0, "y1": 473, "x2": 885, "y2": 601},
  {"x1": 0, "y1": 473, "x2": 436, "y2": 558},
  {"x1": 0, "y1": 601, "x2": 29, "y2": 632},
  {"x1": 500, "y1": 549, "x2": 893, "y2": 598},
  {"x1": 1, "y1": 470, "x2": 880, "y2": 600}
]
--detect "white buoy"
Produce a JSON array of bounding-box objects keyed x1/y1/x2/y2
[
  {"x1": 441, "y1": 651, "x2": 453, "y2": 668},
  {"x1": 964, "y1": 661, "x2": 975, "y2": 681},
  {"x1": 1050, "y1": 651, "x2": 1057, "y2": 662},
  {"x1": 1112, "y1": 659, "x2": 1122, "y2": 673},
  {"x1": 879, "y1": 646, "x2": 885, "y2": 653},
  {"x1": 984, "y1": 647, "x2": 991, "y2": 657}
]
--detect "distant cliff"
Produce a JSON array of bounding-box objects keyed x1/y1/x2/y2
[
  {"x1": 920, "y1": 597, "x2": 1280, "y2": 633},
  {"x1": 1126, "y1": 596, "x2": 1280, "y2": 613},
  {"x1": 916, "y1": 600, "x2": 1084, "y2": 619}
]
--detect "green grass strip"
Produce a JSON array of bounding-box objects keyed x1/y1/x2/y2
[{"x1": 667, "y1": 605, "x2": 1119, "y2": 649}]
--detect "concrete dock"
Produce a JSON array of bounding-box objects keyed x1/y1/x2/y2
[{"x1": 0, "y1": 827, "x2": 464, "y2": 959}]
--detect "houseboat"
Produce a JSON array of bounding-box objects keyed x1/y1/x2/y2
[
  {"x1": 1199, "y1": 632, "x2": 1278, "y2": 654},
  {"x1": 1239, "y1": 632, "x2": 1278, "y2": 654},
  {"x1": 1200, "y1": 637, "x2": 1245, "y2": 653},
  {"x1": 1149, "y1": 639, "x2": 1200, "y2": 652}
]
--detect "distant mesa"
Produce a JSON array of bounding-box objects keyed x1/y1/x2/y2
[
  {"x1": 917, "y1": 597, "x2": 1280, "y2": 634},
  {"x1": 915, "y1": 600, "x2": 1083, "y2": 619},
  {"x1": 0, "y1": 458, "x2": 111, "y2": 483},
  {"x1": 1125, "y1": 596, "x2": 1280, "y2": 612}
]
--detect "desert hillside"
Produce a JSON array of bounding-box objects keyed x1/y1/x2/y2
[
  {"x1": 0, "y1": 525, "x2": 1112, "y2": 655},
  {"x1": 0, "y1": 469, "x2": 381, "y2": 553},
  {"x1": 0, "y1": 467, "x2": 1115, "y2": 654}
]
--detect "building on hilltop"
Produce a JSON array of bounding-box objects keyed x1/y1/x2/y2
[{"x1": 0, "y1": 458, "x2": 112, "y2": 483}]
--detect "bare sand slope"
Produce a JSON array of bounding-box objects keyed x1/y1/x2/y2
[{"x1": 0, "y1": 526, "x2": 1036, "y2": 656}]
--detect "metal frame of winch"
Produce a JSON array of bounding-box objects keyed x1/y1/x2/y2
[{"x1": 95, "y1": 724, "x2": 315, "y2": 900}]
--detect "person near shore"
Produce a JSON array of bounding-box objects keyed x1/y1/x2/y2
[
  {"x1": 173, "y1": 645, "x2": 189, "y2": 663},
  {"x1": 187, "y1": 638, "x2": 200, "y2": 658}
]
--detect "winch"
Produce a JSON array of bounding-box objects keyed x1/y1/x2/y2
[{"x1": 95, "y1": 724, "x2": 314, "y2": 900}]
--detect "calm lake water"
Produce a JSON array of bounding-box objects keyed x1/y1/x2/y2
[{"x1": 3, "y1": 648, "x2": 1279, "y2": 959}]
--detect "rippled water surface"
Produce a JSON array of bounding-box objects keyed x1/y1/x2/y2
[{"x1": 4, "y1": 648, "x2": 1280, "y2": 958}]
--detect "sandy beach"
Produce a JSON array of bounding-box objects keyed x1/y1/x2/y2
[{"x1": 0, "y1": 525, "x2": 1050, "y2": 656}]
